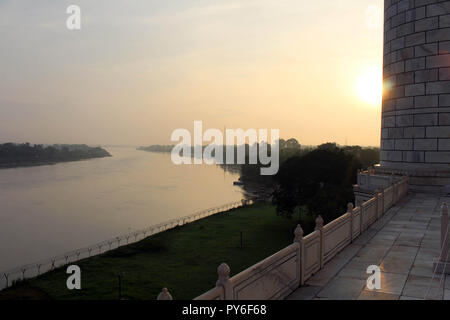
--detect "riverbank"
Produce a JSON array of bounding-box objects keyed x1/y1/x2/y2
[
  {"x1": 0, "y1": 203, "x2": 299, "y2": 300},
  {"x1": 0, "y1": 144, "x2": 111, "y2": 169},
  {"x1": 0, "y1": 156, "x2": 112, "y2": 169}
]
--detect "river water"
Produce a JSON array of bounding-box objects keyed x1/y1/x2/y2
[{"x1": 0, "y1": 147, "x2": 242, "y2": 272}]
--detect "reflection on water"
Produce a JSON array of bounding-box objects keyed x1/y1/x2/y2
[{"x1": 0, "y1": 147, "x2": 242, "y2": 271}]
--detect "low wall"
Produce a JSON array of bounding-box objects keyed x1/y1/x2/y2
[{"x1": 191, "y1": 176, "x2": 409, "y2": 300}]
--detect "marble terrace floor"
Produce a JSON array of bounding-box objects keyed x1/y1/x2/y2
[{"x1": 287, "y1": 192, "x2": 450, "y2": 300}]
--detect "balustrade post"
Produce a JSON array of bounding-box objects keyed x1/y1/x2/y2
[
  {"x1": 347, "y1": 203, "x2": 354, "y2": 242},
  {"x1": 374, "y1": 190, "x2": 380, "y2": 219},
  {"x1": 157, "y1": 288, "x2": 173, "y2": 300},
  {"x1": 358, "y1": 201, "x2": 363, "y2": 233},
  {"x1": 315, "y1": 216, "x2": 324, "y2": 269},
  {"x1": 216, "y1": 263, "x2": 233, "y2": 300},
  {"x1": 294, "y1": 224, "x2": 305, "y2": 285},
  {"x1": 380, "y1": 186, "x2": 385, "y2": 215}
]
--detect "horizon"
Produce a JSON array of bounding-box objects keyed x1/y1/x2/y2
[
  {"x1": 0, "y1": 140, "x2": 382, "y2": 149},
  {"x1": 0, "y1": 0, "x2": 384, "y2": 146}
]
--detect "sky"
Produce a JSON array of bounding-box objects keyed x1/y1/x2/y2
[{"x1": 0, "y1": 0, "x2": 384, "y2": 147}]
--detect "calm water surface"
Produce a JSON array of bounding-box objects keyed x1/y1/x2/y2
[{"x1": 0, "y1": 147, "x2": 242, "y2": 271}]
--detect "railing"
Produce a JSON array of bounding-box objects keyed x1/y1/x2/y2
[
  {"x1": 0, "y1": 199, "x2": 251, "y2": 290},
  {"x1": 169, "y1": 176, "x2": 409, "y2": 300},
  {"x1": 195, "y1": 244, "x2": 300, "y2": 301},
  {"x1": 357, "y1": 169, "x2": 395, "y2": 190},
  {"x1": 426, "y1": 202, "x2": 450, "y2": 299}
]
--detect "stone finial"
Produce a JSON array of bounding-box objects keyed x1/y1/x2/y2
[
  {"x1": 294, "y1": 224, "x2": 304, "y2": 243},
  {"x1": 216, "y1": 263, "x2": 230, "y2": 287},
  {"x1": 315, "y1": 215, "x2": 324, "y2": 230},
  {"x1": 347, "y1": 203, "x2": 354, "y2": 213},
  {"x1": 442, "y1": 203, "x2": 448, "y2": 217},
  {"x1": 157, "y1": 288, "x2": 173, "y2": 300}
]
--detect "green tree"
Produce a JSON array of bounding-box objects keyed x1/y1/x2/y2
[{"x1": 272, "y1": 143, "x2": 360, "y2": 226}]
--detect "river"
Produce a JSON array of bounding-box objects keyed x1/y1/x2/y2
[{"x1": 0, "y1": 147, "x2": 243, "y2": 272}]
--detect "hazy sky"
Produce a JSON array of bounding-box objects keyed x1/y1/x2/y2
[{"x1": 0, "y1": 0, "x2": 384, "y2": 146}]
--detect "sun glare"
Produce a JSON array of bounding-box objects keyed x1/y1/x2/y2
[{"x1": 356, "y1": 67, "x2": 382, "y2": 106}]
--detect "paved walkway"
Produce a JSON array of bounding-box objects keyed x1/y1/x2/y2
[{"x1": 287, "y1": 192, "x2": 450, "y2": 300}]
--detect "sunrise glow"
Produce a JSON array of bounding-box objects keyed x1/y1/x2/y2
[{"x1": 356, "y1": 67, "x2": 383, "y2": 107}]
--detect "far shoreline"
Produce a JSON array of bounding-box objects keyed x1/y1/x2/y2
[{"x1": 0, "y1": 154, "x2": 112, "y2": 170}]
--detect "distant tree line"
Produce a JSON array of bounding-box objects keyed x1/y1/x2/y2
[
  {"x1": 137, "y1": 140, "x2": 380, "y2": 231},
  {"x1": 138, "y1": 139, "x2": 303, "y2": 162},
  {"x1": 137, "y1": 145, "x2": 174, "y2": 153},
  {"x1": 138, "y1": 139, "x2": 380, "y2": 235},
  {"x1": 0, "y1": 143, "x2": 111, "y2": 168}
]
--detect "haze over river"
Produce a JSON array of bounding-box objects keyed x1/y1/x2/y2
[{"x1": 0, "y1": 147, "x2": 242, "y2": 271}]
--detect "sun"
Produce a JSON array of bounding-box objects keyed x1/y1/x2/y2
[{"x1": 356, "y1": 67, "x2": 382, "y2": 106}]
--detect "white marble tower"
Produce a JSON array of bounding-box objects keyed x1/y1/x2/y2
[{"x1": 380, "y1": 0, "x2": 450, "y2": 191}]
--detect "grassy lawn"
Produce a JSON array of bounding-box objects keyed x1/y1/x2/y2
[{"x1": 0, "y1": 203, "x2": 301, "y2": 300}]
